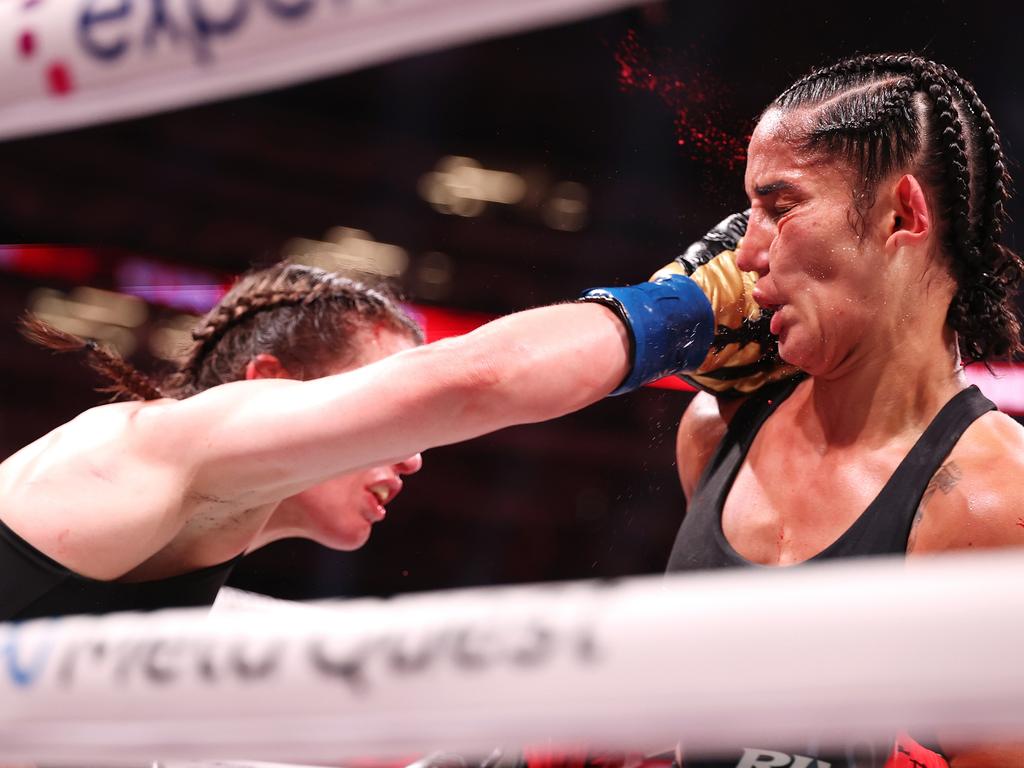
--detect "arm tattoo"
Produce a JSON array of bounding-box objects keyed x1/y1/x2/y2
[{"x1": 908, "y1": 461, "x2": 963, "y2": 550}]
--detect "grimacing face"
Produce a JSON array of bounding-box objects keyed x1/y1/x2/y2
[
  {"x1": 736, "y1": 109, "x2": 907, "y2": 377},
  {"x1": 266, "y1": 325, "x2": 423, "y2": 550}
]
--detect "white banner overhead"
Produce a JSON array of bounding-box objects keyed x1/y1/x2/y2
[{"x1": 0, "y1": 0, "x2": 643, "y2": 142}]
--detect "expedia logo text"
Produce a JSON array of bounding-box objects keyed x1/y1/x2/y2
[{"x1": 77, "y1": 0, "x2": 322, "y2": 64}]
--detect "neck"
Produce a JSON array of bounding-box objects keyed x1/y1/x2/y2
[
  {"x1": 121, "y1": 502, "x2": 276, "y2": 581},
  {"x1": 794, "y1": 320, "x2": 965, "y2": 450}
]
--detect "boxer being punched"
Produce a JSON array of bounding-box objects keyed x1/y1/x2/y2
[{"x1": 668, "y1": 54, "x2": 1024, "y2": 768}]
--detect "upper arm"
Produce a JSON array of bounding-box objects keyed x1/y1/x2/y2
[
  {"x1": 676, "y1": 391, "x2": 744, "y2": 501},
  {"x1": 907, "y1": 412, "x2": 1024, "y2": 555},
  {"x1": 904, "y1": 414, "x2": 1024, "y2": 764}
]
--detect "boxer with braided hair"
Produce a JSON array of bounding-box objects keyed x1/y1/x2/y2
[
  {"x1": 3, "y1": 208, "x2": 771, "y2": 621},
  {"x1": 2, "y1": 263, "x2": 425, "y2": 619},
  {"x1": 671, "y1": 53, "x2": 1024, "y2": 767},
  {"x1": 166, "y1": 263, "x2": 422, "y2": 397}
]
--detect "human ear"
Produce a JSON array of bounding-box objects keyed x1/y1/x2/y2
[
  {"x1": 886, "y1": 174, "x2": 931, "y2": 252},
  {"x1": 244, "y1": 354, "x2": 292, "y2": 380}
]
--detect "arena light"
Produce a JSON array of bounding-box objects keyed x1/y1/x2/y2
[
  {"x1": 419, "y1": 156, "x2": 527, "y2": 216},
  {"x1": 285, "y1": 229, "x2": 410, "y2": 278},
  {"x1": 27, "y1": 286, "x2": 148, "y2": 357},
  {"x1": 0, "y1": 245, "x2": 101, "y2": 282},
  {"x1": 115, "y1": 257, "x2": 231, "y2": 314},
  {"x1": 542, "y1": 181, "x2": 590, "y2": 232},
  {"x1": 67, "y1": 286, "x2": 149, "y2": 328},
  {"x1": 414, "y1": 251, "x2": 455, "y2": 300},
  {"x1": 149, "y1": 313, "x2": 201, "y2": 361}
]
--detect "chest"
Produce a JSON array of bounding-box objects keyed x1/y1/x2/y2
[{"x1": 720, "y1": 426, "x2": 915, "y2": 566}]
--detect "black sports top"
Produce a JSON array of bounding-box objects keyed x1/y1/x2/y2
[
  {"x1": 667, "y1": 379, "x2": 995, "y2": 572},
  {"x1": 0, "y1": 518, "x2": 239, "y2": 620},
  {"x1": 665, "y1": 379, "x2": 995, "y2": 768}
]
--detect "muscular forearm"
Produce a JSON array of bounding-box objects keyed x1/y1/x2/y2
[{"x1": 438, "y1": 301, "x2": 631, "y2": 424}]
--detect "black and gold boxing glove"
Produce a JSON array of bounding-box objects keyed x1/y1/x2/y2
[{"x1": 650, "y1": 210, "x2": 800, "y2": 397}]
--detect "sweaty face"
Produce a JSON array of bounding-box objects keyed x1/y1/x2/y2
[
  {"x1": 272, "y1": 326, "x2": 423, "y2": 550},
  {"x1": 736, "y1": 109, "x2": 896, "y2": 377}
]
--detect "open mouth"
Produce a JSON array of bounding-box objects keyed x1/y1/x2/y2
[
  {"x1": 362, "y1": 490, "x2": 388, "y2": 523},
  {"x1": 368, "y1": 484, "x2": 390, "y2": 504}
]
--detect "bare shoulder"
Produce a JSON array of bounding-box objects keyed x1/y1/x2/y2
[
  {"x1": 676, "y1": 391, "x2": 745, "y2": 501},
  {"x1": 0, "y1": 399, "x2": 164, "y2": 485},
  {"x1": 909, "y1": 409, "x2": 1024, "y2": 554},
  {"x1": 0, "y1": 398, "x2": 192, "y2": 578}
]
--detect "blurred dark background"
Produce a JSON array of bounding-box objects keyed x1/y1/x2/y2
[{"x1": 1, "y1": 0, "x2": 1021, "y2": 599}]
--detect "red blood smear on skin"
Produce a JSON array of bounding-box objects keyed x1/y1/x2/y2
[
  {"x1": 47, "y1": 61, "x2": 73, "y2": 95},
  {"x1": 1017, "y1": 518, "x2": 1024, "y2": 529},
  {"x1": 614, "y1": 30, "x2": 750, "y2": 171}
]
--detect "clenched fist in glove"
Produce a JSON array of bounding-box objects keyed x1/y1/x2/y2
[{"x1": 580, "y1": 211, "x2": 799, "y2": 397}]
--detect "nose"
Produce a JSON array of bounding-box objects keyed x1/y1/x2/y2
[
  {"x1": 735, "y1": 212, "x2": 772, "y2": 277},
  {"x1": 393, "y1": 453, "x2": 423, "y2": 475}
]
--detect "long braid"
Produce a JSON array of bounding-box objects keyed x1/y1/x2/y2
[
  {"x1": 935, "y1": 64, "x2": 1018, "y2": 280},
  {"x1": 916, "y1": 64, "x2": 1022, "y2": 358},
  {"x1": 919, "y1": 69, "x2": 976, "y2": 251},
  {"x1": 18, "y1": 313, "x2": 166, "y2": 401}
]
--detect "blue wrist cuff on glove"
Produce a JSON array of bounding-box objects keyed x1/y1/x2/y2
[{"x1": 581, "y1": 275, "x2": 715, "y2": 396}]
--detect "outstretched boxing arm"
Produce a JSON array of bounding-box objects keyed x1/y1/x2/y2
[
  {"x1": 0, "y1": 211, "x2": 784, "y2": 579},
  {"x1": 0, "y1": 302, "x2": 631, "y2": 580},
  {"x1": 180, "y1": 209, "x2": 789, "y2": 505},
  {"x1": 175, "y1": 301, "x2": 630, "y2": 504}
]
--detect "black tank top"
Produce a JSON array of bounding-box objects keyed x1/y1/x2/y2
[
  {"x1": 0, "y1": 519, "x2": 239, "y2": 620},
  {"x1": 665, "y1": 380, "x2": 994, "y2": 768},
  {"x1": 667, "y1": 380, "x2": 995, "y2": 572}
]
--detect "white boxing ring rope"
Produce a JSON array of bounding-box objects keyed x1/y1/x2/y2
[{"x1": 2, "y1": 550, "x2": 1024, "y2": 763}]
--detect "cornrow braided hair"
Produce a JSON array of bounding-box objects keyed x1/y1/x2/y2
[
  {"x1": 165, "y1": 263, "x2": 423, "y2": 397},
  {"x1": 18, "y1": 313, "x2": 166, "y2": 402},
  {"x1": 770, "y1": 52, "x2": 1023, "y2": 362}
]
